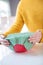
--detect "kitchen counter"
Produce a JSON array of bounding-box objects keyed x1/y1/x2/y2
[{"x1": 0, "y1": 45, "x2": 43, "y2": 65}]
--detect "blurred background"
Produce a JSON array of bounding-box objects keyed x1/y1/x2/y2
[
  {"x1": 0, "y1": 0, "x2": 19, "y2": 17},
  {"x1": 0, "y1": 0, "x2": 28, "y2": 33}
]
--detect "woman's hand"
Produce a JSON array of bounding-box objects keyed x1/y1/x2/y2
[
  {"x1": 28, "y1": 30, "x2": 42, "y2": 44},
  {"x1": 0, "y1": 34, "x2": 10, "y2": 46},
  {"x1": 31, "y1": 43, "x2": 43, "y2": 54},
  {"x1": 0, "y1": 39, "x2": 10, "y2": 46}
]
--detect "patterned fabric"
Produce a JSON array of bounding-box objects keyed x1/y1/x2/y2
[{"x1": 5, "y1": 32, "x2": 34, "y2": 50}]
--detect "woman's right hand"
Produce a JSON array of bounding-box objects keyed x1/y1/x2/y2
[{"x1": 0, "y1": 34, "x2": 10, "y2": 46}]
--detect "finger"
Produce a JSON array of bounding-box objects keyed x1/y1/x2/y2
[
  {"x1": 0, "y1": 40, "x2": 10, "y2": 46},
  {"x1": 28, "y1": 30, "x2": 42, "y2": 44},
  {"x1": 1, "y1": 42, "x2": 10, "y2": 46}
]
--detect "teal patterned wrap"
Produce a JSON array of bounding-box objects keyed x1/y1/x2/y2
[{"x1": 5, "y1": 32, "x2": 34, "y2": 50}]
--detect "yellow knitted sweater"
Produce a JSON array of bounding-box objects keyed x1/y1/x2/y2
[{"x1": 4, "y1": 0, "x2": 43, "y2": 42}]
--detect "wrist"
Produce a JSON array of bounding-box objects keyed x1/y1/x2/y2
[
  {"x1": 37, "y1": 29, "x2": 43, "y2": 43},
  {"x1": 0, "y1": 34, "x2": 5, "y2": 39}
]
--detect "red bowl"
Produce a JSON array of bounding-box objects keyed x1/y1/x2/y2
[{"x1": 13, "y1": 44, "x2": 27, "y2": 53}]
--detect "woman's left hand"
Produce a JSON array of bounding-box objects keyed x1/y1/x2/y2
[
  {"x1": 28, "y1": 30, "x2": 42, "y2": 45},
  {"x1": 31, "y1": 43, "x2": 43, "y2": 54}
]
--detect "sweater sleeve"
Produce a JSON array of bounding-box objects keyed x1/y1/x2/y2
[{"x1": 4, "y1": 1, "x2": 24, "y2": 37}]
